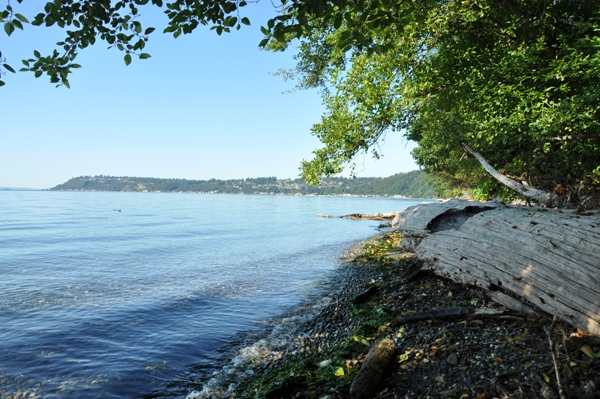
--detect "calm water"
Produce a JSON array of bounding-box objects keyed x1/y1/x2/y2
[{"x1": 0, "y1": 191, "x2": 426, "y2": 398}]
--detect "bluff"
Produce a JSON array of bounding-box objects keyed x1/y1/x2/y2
[{"x1": 50, "y1": 171, "x2": 436, "y2": 198}]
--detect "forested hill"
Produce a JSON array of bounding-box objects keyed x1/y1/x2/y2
[{"x1": 50, "y1": 171, "x2": 436, "y2": 198}]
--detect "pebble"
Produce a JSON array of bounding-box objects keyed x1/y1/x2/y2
[{"x1": 446, "y1": 353, "x2": 458, "y2": 366}]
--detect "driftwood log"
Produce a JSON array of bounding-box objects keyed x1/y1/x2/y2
[
  {"x1": 392, "y1": 200, "x2": 600, "y2": 337},
  {"x1": 316, "y1": 212, "x2": 398, "y2": 221}
]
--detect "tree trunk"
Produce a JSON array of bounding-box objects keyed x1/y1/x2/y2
[{"x1": 393, "y1": 200, "x2": 600, "y2": 336}]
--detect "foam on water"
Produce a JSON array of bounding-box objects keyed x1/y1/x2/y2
[{"x1": 185, "y1": 296, "x2": 333, "y2": 399}]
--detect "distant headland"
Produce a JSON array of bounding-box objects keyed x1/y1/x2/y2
[{"x1": 49, "y1": 171, "x2": 436, "y2": 198}]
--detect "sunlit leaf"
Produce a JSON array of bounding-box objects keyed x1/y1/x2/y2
[
  {"x1": 581, "y1": 345, "x2": 595, "y2": 359},
  {"x1": 15, "y1": 13, "x2": 29, "y2": 23},
  {"x1": 397, "y1": 350, "x2": 411, "y2": 363}
]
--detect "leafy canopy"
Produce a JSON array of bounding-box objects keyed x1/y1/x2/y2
[
  {"x1": 0, "y1": 0, "x2": 415, "y2": 87},
  {"x1": 268, "y1": 0, "x2": 600, "y2": 201}
]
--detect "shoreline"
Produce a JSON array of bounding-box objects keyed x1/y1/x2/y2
[
  {"x1": 45, "y1": 189, "x2": 431, "y2": 200},
  {"x1": 177, "y1": 232, "x2": 600, "y2": 399},
  {"x1": 172, "y1": 235, "x2": 389, "y2": 399}
]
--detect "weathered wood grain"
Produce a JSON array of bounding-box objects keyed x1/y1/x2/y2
[{"x1": 394, "y1": 202, "x2": 600, "y2": 336}]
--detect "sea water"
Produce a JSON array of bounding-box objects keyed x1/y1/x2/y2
[{"x1": 0, "y1": 190, "x2": 427, "y2": 398}]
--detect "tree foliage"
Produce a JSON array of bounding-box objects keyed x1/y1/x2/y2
[
  {"x1": 269, "y1": 0, "x2": 600, "y2": 205},
  {"x1": 0, "y1": 0, "x2": 253, "y2": 87}
]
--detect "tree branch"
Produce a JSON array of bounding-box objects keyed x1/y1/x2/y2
[
  {"x1": 549, "y1": 134, "x2": 600, "y2": 142},
  {"x1": 462, "y1": 143, "x2": 550, "y2": 203}
]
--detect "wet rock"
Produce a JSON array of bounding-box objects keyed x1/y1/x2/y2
[{"x1": 445, "y1": 353, "x2": 458, "y2": 366}]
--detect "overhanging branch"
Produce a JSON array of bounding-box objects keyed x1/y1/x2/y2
[{"x1": 462, "y1": 143, "x2": 550, "y2": 203}]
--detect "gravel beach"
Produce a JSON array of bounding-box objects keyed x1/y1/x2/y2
[{"x1": 181, "y1": 232, "x2": 600, "y2": 399}]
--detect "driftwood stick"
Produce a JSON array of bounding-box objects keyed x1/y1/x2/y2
[
  {"x1": 316, "y1": 212, "x2": 398, "y2": 221},
  {"x1": 350, "y1": 338, "x2": 396, "y2": 399},
  {"x1": 548, "y1": 316, "x2": 568, "y2": 399},
  {"x1": 395, "y1": 307, "x2": 505, "y2": 324}
]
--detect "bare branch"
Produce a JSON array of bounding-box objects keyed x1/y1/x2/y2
[
  {"x1": 462, "y1": 143, "x2": 550, "y2": 203},
  {"x1": 549, "y1": 134, "x2": 600, "y2": 142}
]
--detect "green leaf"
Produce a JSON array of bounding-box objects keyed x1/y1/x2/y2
[
  {"x1": 34, "y1": 70, "x2": 42, "y2": 78},
  {"x1": 15, "y1": 13, "x2": 29, "y2": 23},
  {"x1": 241, "y1": 17, "x2": 250, "y2": 26},
  {"x1": 124, "y1": 53, "x2": 132, "y2": 66},
  {"x1": 33, "y1": 50, "x2": 40, "y2": 58},
  {"x1": 4, "y1": 22, "x2": 15, "y2": 36},
  {"x1": 3, "y1": 63, "x2": 15, "y2": 73},
  {"x1": 0, "y1": 80, "x2": 5, "y2": 87},
  {"x1": 70, "y1": 63, "x2": 81, "y2": 68},
  {"x1": 258, "y1": 38, "x2": 269, "y2": 47},
  {"x1": 144, "y1": 27, "x2": 155, "y2": 35},
  {"x1": 139, "y1": 53, "x2": 151, "y2": 59},
  {"x1": 260, "y1": 26, "x2": 269, "y2": 35}
]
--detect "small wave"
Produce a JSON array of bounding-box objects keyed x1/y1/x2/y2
[{"x1": 184, "y1": 297, "x2": 332, "y2": 399}]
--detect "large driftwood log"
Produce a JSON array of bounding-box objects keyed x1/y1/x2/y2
[{"x1": 392, "y1": 200, "x2": 600, "y2": 336}]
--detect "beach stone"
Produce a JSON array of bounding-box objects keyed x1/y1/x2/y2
[{"x1": 446, "y1": 353, "x2": 459, "y2": 366}]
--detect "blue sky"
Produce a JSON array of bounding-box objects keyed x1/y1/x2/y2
[{"x1": 1, "y1": 1, "x2": 417, "y2": 189}]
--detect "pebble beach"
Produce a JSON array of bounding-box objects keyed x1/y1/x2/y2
[{"x1": 183, "y1": 232, "x2": 600, "y2": 399}]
